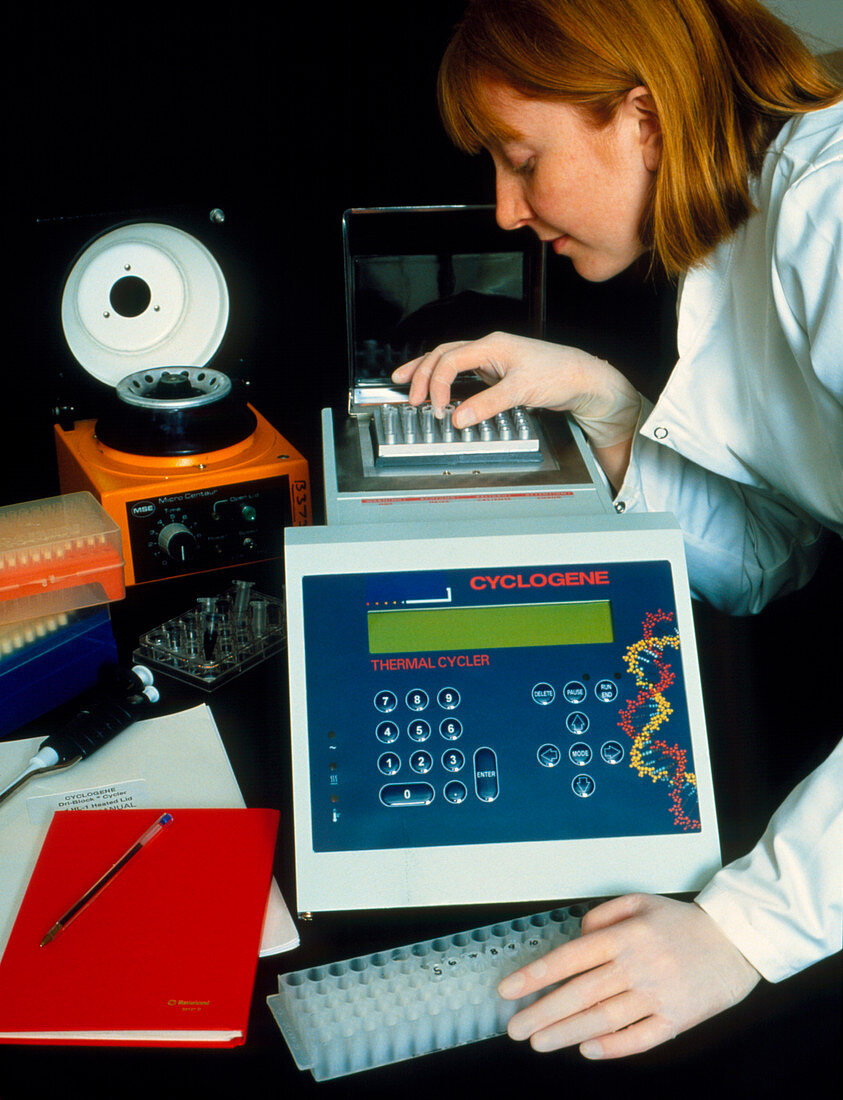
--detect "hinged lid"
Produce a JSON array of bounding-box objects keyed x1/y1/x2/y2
[
  {"x1": 342, "y1": 206, "x2": 546, "y2": 411},
  {"x1": 60, "y1": 221, "x2": 230, "y2": 388}
]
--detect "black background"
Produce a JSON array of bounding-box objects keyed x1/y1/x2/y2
[{"x1": 3, "y1": 4, "x2": 840, "y2": 1098}]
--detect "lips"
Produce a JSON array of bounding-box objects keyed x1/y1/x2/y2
[{"x1": 551, "y1": 235, "x2": 571, "y2": 254}]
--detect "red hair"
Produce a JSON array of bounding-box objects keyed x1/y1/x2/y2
[{"x1": 438, "y1": 0, "x2": 841, "y2": 274}]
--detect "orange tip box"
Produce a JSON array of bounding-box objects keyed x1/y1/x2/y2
[{"x1": 0, "y1": 492, "x2": 125, "y2": 626}]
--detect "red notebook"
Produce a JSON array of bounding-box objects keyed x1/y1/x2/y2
[{"x1": 0, "y1": 807, "x2": 279, "y2": 1046}]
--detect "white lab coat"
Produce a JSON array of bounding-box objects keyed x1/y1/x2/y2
[{"x1": 615, "y1": 102, "x2": 843, "y2": 981}]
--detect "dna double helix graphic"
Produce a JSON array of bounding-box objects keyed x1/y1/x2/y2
[{"x1": 617, "y1": 610, "x2": 700, "y2": 831}]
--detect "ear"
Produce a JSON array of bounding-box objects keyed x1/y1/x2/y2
[{"x1": 624, "y1": 85, "x2": 662, "y2": 172}]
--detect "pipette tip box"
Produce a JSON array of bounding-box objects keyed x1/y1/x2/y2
[
  {"x1": 0, "y1": 606, "x2": 118, "y2": 735},
  {"x1": 0, "y1": 492, "x2": 125, "y2": 627}
]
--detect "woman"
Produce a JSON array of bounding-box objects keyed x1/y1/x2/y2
[{"x1": 393, "y1": 0, "x2": 842, "y2": 1060}]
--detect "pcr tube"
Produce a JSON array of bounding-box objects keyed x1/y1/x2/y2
[
  {"x1": 401, "y1": 405, "x2": 417, "y2": 442},
  {"x1": 232, "y1": 580, "x2": 254, "y2": 619},
  {"x1": 251, "y1": 599, "x2": 269, "y2": 638},
  {"x1": 381, "y1": 404, "x2": 399, "y2": 442},
  {"x1": 421, "y1": 405, "x2": 436, "y2": 441},
  {"x1": 495, "y1": 411, "x2": 513, "y2": 439}
]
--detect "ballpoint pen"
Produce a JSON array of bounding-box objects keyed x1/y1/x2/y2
[{"x1": 40, "y1": 811, "x2": 174, "y2": 946}]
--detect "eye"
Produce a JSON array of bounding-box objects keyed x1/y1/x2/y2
[{"x1": 513, "y1": 156, "x2": 536, "y2": 177}]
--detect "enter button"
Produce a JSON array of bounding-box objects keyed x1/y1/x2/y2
[{"x1": 473, "y1": 747, "x2": 500, "y2": 802}]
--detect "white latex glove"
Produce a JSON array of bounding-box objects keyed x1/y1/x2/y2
[
  {"x1": 391, "y1": 331, "x2": 642, "y2": 448},
  {"x1": 497, "y1": 894, "x2": 761, "y2": 1059}
]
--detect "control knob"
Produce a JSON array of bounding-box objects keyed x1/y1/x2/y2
[{"x1": 157, "y1": 522, "x2": 197, "y2": 563}]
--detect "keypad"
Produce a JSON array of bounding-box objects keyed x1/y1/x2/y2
[
  {"x1": 371, "y1": 671, "x2": 625, "y2": 810},
  {"x1": 552, "y1": 673, "x2": 625, "y2": 794},
  {"x1": 373, "y1": 685, "x2": 493, "y2": 805}
]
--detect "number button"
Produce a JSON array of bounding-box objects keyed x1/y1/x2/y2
[
  {"x1": 374, "y1": 691, "x2": 398, "y2": 713},
  {"x1": 410, "y1": 751, "x2": 433, "y2": 774},
  {"x1": 407, "y1": 719, "x2": 431, "y2": 742},
  {"x1": 380, "y1": 783, "x2": 435, "y2": 807},
  {"x1": 442, "y1": 749, "x2": 465, "y2": 773},
  {"x1": 376, "y1": 721, "x2": 400, "y2": 744},
  {"x1": 405, "y1": 689, "x2": 429, "y2": 711},
  {"x1": 437, "y1": 687, "x2": 461, "y2": 710},
  {"x1": 377, "y1": 752, "x2": 401, "y2": 776},
  {"x1": 439, "y1": 718, "x2": 463, "y2": 741}
]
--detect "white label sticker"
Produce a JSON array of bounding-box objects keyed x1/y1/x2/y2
[{"x1": 26, "y1": 780, "x2": 150, "y2": 825}]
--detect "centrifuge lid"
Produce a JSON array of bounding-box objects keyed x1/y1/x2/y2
[{"x1": 60, "y1": 222, "x2": 230, "y2": 388}]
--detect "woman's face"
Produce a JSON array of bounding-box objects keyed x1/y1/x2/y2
[{"x1": 480, "y1": 81, "x2": 661, "y2": 282}]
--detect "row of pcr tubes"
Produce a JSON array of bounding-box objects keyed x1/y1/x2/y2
[{"x1": 378, "y1": 403, "x2": 536, "y2": 445}]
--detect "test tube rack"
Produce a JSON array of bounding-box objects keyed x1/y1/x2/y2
[
  {"x1": 369, "y1": 403, "x2": 545, "y2": 467},
  {"x1": 133, "y1": 580, "x2": 285, "y2": 691},
  {"x1": 267, "y1": 904, "x2": 585, "y2": 1081}
]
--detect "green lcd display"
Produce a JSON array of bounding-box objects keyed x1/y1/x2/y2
[{"x1": 368, "y1": 601, "x2": 614, "y2": 654}]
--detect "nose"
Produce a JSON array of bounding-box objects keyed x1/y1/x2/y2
[{"x1": 495, "y1": 171, "x2": 534, "y2": 231}]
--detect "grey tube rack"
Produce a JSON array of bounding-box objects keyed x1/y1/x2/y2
[{"x1": 369, "y1": 403, "x2": 545, "y2": 467}]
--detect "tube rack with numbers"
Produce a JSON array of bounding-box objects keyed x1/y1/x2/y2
[{"x1": 267, "y1": 903, "x2": 587, "y2": 1081}]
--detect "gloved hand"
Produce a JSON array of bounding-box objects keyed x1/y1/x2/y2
[
  {"x1": 497, "y1": 893, "x2": 761, "y2": 1059},
  {"x1": 391, "y1": 331, "x2": 642, "y2": 449}
]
